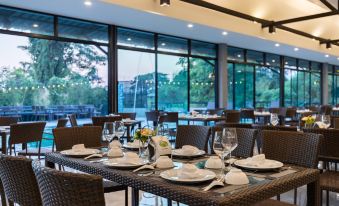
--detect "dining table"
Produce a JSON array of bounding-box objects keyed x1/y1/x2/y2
[
  {"x1": 253, "y1": 112, "x2": 271, "y2": 124},
  {"x1": 123, "y1": 120, "x2": 142, "y2": 142},
  {"x1": 0, "y1": 126, "x2": 9, "y2": 154},
  {"x1": 178, "y1": 115, "x2": 226, "y2": 126},
  {"x1": 45, "y1": 152, "x2": 320, "y2": 206}
]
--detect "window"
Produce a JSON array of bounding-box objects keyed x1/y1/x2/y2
[
  {"x1": 266, "y1": 53, "x2": 280, "y2": 67},
  {"x1": 191, "y1": 40, "x2": 216, "y2": 58},
  {"x1": 247, "y1": 50, "x2": 263, "y2": 65},
  {"x1": 157, "y1": 54, "x2": 188, "y2": 112},
  {"x1": 227, "y1": 63, "x2": 233, "y2": 109},
  {"x1": 58, "y1": 17, "x2": 108, "y2": 43},
  {"x1": 227, "y1": 47, "x2": 244, "y2": 62},
  {"x1": 255, "y1": 66, "x2": 280, "y2": 108},
  {"x1": 284, "y1": 69, "x2": 298, "y2": 106},
  {"x1": 0, "y1": 6, "x2": 54, "y2": 35},
  {"x1": 158, "y1": 35, "x2": 188, "y2": 54},
  {"x1": 117, "y1": 49, "x2": 155, "y2": 118},
  {"x1": 117, "y1": 28, "x2": 154, "y2": 50}
]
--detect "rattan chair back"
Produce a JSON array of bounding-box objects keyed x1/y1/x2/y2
[
  {"x1": 68, "y1": 114, "x2": 78, "y2": 127},
  {"x1": 268, "y1": 108, "x2": 280, "y2": 114},
  {"x1": 0, "y1": 155, "x2": 42, "y2": 206},
  {"x1": 162, "y1": 112, "x2": 179, "y2": 124},
  {"x1": 240, "y1": 109, "x2": 255, "y2": 122},
  {"x1": 334, "y1": 118, "x2": 339, "y2": 129},
  {"x1": 175, "y1": 125, "x2": 211, "y2": 152},
  {"x1": 223, "y1": 110, "x2": 241, "y2": 123},
  {"x1": 118, "y1": 112, "x2": 136, "y2": 120},
  {"x1": 285, "y1": 108, "x2": 297, "y2": 119},
  {"x1": 56, "y1": 118, "x2": 68, "y2": 128},
  {"x1": 320, "y1": 105, "x2": 332, "y2": 115},
  {"x1": 262, "y1": 130, "x2": 322, "y2": 168},
  {"x1": 92, "y1": 116, "x2": 123, "y2": 129},
  {"x1": 0, "y1": 116, "x2": 18, "y2": 126},
  {"x1": 145, "y1": 111, "x2": 159, "y2": 122},
  {"x1": 212, "y1": 127, "x2": 257, "y2": 158},
  {"x1": 9, "y1": 122, "x2": 46, "y2": 145},
  {"x1": 53, "y1": 126, "x2": 102, "y2": 151},
  {"x1": 215, "y1": 123, "x2": 253, "y2": 129},
  {"x1": 32, "y1": 160, "x2": 105, "y2": 206}
]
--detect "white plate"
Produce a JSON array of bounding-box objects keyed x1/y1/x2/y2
[
  {"x1": 60, "y1": 148, "x2": 100, "y2": 157},
  {"x1": 160, "y1": 169, "x2": 215, "y2": 183},
  {"x1": 172, "y1": 149, "x2": 205, "y2": 157},
  {"x1": 234, "y1": 159, "x2": 283, "y2": 171},
  {"x1": 102, "y1": 158, "x2": 147, "y2": 168}
]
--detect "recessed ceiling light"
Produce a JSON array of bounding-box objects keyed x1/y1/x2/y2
[
  {"x1": 237, "y1": 54, "x2": 241, "y2": 58},
  {"x1": 253, "y1": 20, "x2": 258, "y2": 24},
  {"x1": 285, "y1": 62, "x2": 289, "y2": 65},
  {"x1": 294, "y1": 48, "x2": 299, "y2": 51},
  {"x1": 312, "y1": 38, "x2": 316, "y2": 41},
  {"x1": 84, "y1": 0, "x2": 92, "y2": 6},
  {"x1": 32, "y1": 24, "x2": 39, "y2": 28},
  {"x1": 160, "y1": 0, "x2": 170, "y2": 6},
  {"x1": 325, "y1": 54, "x2": 329, "y2": 58},
  {"x1": 127, "y1": 38, "x2": 132, "y2": 41},
  {"x1": 337, "y1": 57, "x2": 339, "y2": 60},
  {"x1": 275, "y1": 43, "x2": 280, "y2": 47},
  {"x1": 161, "y1": 42, "x2": 166, "y2": 46},
  {"x1": 187, "y1": 24, "x2": 194, "y2": 28},
  {"x1": 222, "y1": 31, "x2": 228, "y2": 36},
  {"x1": 272, "y1": 59, "x2": 276, "y2": 63}
]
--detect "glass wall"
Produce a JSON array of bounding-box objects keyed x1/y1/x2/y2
[
  {"x1": 328, "y1": 65, "x2": 339, "y2": 105},
  {"x1": 255, "y1": 66, "x2": 280, "y2": 107}
]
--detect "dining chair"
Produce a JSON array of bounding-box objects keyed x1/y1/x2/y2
[
  {"x1": 260, "y1": 130, "x2": 322, "y2": 205},
  {"x1": 175, "y1": 125, "x2": 211, "y2": 152},
  {"x1": 212, "y1": 127, "x2": 257, "y2": 158},
  {"x1": 160, "y1": 112, "x2": 179, "y2": 141},
  {"x1": 334, "y1": 118, "x2": 339, "y2": 129},
  {"x1": 252, "y1": 125, "x2": 298, "y2": 153},
  {"x1": 215, "y1": 122, "x2": 253, "y2": 129},
  {"x1": 240, "y1": 108, "x2": 255, "y2": 123},
  {"x1": 303, "y1": 128, "x2": 339, "y2": 206},
  {"x1": 68, "y1": 114, "x2": 78, "y2": 127},
  {"x1": 118, "y1": 112, "x2": 137, "y2": 120},
  {"x1": 285, "y1": 108, "x2": 297, "y2": 126},
  {"x1": 56, "y1": 118, "x2": 68, "y2": 128},
  {"x1": 223, "y1": 110, "x2": 241, "y2": 123},
  {"x1": 145, "y1": 111, "x2": 160, "y2": 127},
  {"x1": 9, "y1": 122, "x2": 47, "y2": 159},
  {"x1": 0, "y1": 180, "x2": 6, "y2": 206},
  {"x1": 0, "y1": 116, "x2": 19, "y2": 126},
  {"x1": 0, "y1": 155, "x2": 42, "y2": 206},
  {"x1": 92, "y1": 116, "x2": 123, "y2": 129},
  {"x1": 52, "y1": 126, "x2": 128, "y2": 205},
  {"x1": 32, "y1": 160, "x2": 105, "y2": 206}
]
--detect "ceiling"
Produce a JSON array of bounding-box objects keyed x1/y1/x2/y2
[{"x1": 0, "y1": 0, "x2": 338, "y2": 65}]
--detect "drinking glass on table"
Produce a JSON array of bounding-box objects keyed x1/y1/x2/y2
[
  {"x1": 270, "y1": 113, "x2": 279, "y2": 126},
  {"x1": 321, "y1": 115, "x2": 331, "y2": 129},
  {"x1": 102, "y1": 122, "x2": 115, "y2": 144},
  {"x1": 114, "y1": 121, "x2": 125, "y2": 143}
]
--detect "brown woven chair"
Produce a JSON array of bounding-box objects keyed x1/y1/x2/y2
[
  {"x1": 118, "y1": 112, "x2": 136, "y2": 120},
  {"x1": 175, "y1": 125, "x2": 211, "y2": 152},
  {"x1": 68, "y1": 114, "x2": 78, "y2": 127},
  {"x1": 0, "y1": 180, "x2": 6, "y2": 206},
  {"x1": 32, "y1": 160, "x2": 105, "y2": 206},
  {"x1": 215, "y1": 122, "x2": 253, "y2": 128},
  {"x1": 320, "y1": 105, "x2": 332, "y2": 115},
  {"x1": 252, "y1": 125, "x2": 298, "y2": 153},
  {"x1": 285, "y1": 108, "x2": 297, "y2": 125},
  {"x1": 334, "y1": 118, "x2": 339, "y2": 129},
  {"x1": 145, "y1": 111, "x2": 160, "y2": 127},
  {"x1": 53, "y1": 126, "x2": 128, "y2": 203},
  {"x1": 0, "y1": 116, "x2": 18, "y2": 126},
  {"x1": 56, "y1": 118, "x2": 68, "y2": 128},
  {"x1": 212, "y1": 127, "x2": 257, "y2": 158},
  {"x1": 303, "y1": 128, "x2": 339, "y2": 206},
  {"x1": 9, "y1": 122, "x2": 47, "y2": 159},
  {"x1": 240, "y1": 108, "x2": 255, "y2": 123},
  {"x1": 223, "y1": 110, "x2": 241, "y2": 123},
  {"x1": 0, "y1": 155, "x2": 42, "y2": 206},
  {"x1": 92, "y1": 116, "x2": 123, "y2": 129},
  {"x1": 161, "y1": 112, "x2": 179, "y2": 139}
]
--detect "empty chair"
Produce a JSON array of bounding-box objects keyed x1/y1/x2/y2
[
  {"x1": 240, "y1": 108, "x2": 255, "y2": 123},
  {"x1": 334, "y1": 118, "x2": 339, "y2": 129},
  {"x1": 223, "y1": 110, "x2": 241, "y2": 123},
  {"x1": 0, "y1": 180, "x2": 5, "y2": 206},
  {"x1": 278, "y1": 107, "x2": 287, "y2": 125},
  {"x1": 53, "y1": 126, "x2": 128, "y2": 202},
  {"x1": 68, "y1": 114, "x2": 78, "y2": 127},
  {"x1": 252, "y1": 125, "x2": 298, "y2": 153},
  {"x1": 32, "y1": 160, "x2": 105, "y2": 206},
  {"x1": 92, "y1": 116, "x2": 123, "y2": 129},
  {"x1": 212, "y1": 127, "x2": 257, "y2": 158},
  {"x1": 268, "y1": 107, "x2": 280, "y2": 114},
  {"x1": 56, "y1": 118, "x2": 68, "y2": 128},
  {"x1": 206, "y1": 109, "x2": 223, "y2": 116},
  {"x1": 285, "y1": 108, "x2": 297, "y2": 125},
  {"x1": 303, "y1": 128, "x2": 339, "y2": 205},
  {"x1": 0, "y1": 155, "x2": 42, "y2": 206},
  {"x1": 160, "y1": 112, "x2": 179, "y2": 139},
  {"x1": 320, "y1": 105, "x2": 332, "y2": 115},
  {"x1": 0, "y1": 116, "x2": 18, "y2": 126},
  {"x1": 175, "y1": 125, "x2": 211, "y2": 152},
  {"x1": 145, "y1": 111, "x2": 160, "y2": 127},
  {"x1": 215, "y1": 122, "x2": 253, "y2": 129},
  {"x1": 9, "y1": 122, "x2": 46, "y2": 159},
  {"x1": 118, "y1": 112, "x2": 136, "y2": 120},
  {"x1": 307, "y1": 105, "x2": 319, "y2": 112}
]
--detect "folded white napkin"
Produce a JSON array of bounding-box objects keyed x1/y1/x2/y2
[
  {"x1": 109, "y1": 140, "x2": 122, "y2": 149},
  {"x1": 107, "y1": 148, "x2": 123, "y2": 157},
  {"x1": 181, "y1": 145, "x2": 199, "y2": 155},
  {"x1": 110, "y1": 152, "x2": 140, "y2": 165},
  {"x1": 151, "y1": 136, "x2": 172, "y2": 158},
  {"x1": 315, "y1": 121, "x2": 329, "y2": 129},
  {"x1": 72, "y1": 144, "x2": 85, "y2": 152},
  {"x1": 243, "y1": 154, "x2": 266, "y2": 167},
  {"x1": 178, "y1": 164, "x2": 201, "y2": 179}
]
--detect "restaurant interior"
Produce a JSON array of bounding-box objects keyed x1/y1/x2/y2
[{"x1": 0, "y1": 0, "x2": 338, "y2": 205}]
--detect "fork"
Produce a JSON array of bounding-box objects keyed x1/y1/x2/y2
[{"x1": 202, "y1": 175, "x2": 225, "y2": 191}]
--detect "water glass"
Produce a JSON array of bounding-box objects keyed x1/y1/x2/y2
[
  {"x1": 321, "y1": 115, "x2": 331, "y2": 128},
  {"x1": 114, "y1": 121, "x2": 125, "y2": 142},
  {"x1": 270, "y1": 113, "x2": 279, "y2": 126},
  {"x1": 102, "y1": 122, "x2": 115, "y2": 143}
]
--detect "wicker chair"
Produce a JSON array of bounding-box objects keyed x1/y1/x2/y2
[
  {"x1": 9, "y1": 122, "x2": 47, "y2": 159},
  {"x1": 0, "y1": 116, "x2": 18, "y2": 126},
  {"x1": 118, "y1": 112, "x2": 136, "y2": 120},
  {"x1": 0, "y1": 155, "x2": 42, "y2": 206},
  {"x1": 92, "y1": 116, "x2": 123, "y2": 129},
  {"x1": 285, "y1": 108, "x2": 297, "y2": 125},
  {"x1": 160, "y1": 112, "x2": 179, "y2": 139},
  {"x1": 32, "y1": 160, "x2": 105, "y2": 206},
  {"x1": 145, "y1": 111, "x2": 160, "y2": 127},
  {"x1": 52, "y1": 126, "x2": 128, "y2": 203},
  {"x1": 334, "y1": 118, "x2": 339, "y2": 129},
  {"x1": 222, "y1": 110, "x2": 241, "y2": 123},
  {"x1": 320, "y1": 105, "x2": 332, "y2": 115},
  {"x1": 175, "y1": 125, "x2": 211, "y2": 152},
  {"x1": 68, "y1": 114, "x2": 78, "y2": 127},
  {"x1": 240, "y1": 108, "x2": 255, "y2": 123},
  {"x1": 252, "y1": 125, "x2": 298, "y2": 153},
  {"x1": 56, "y1": 118, "x2": 68, "y2": 128},
  {"x1": 0, "y1": 180, "x2": 6, "y2": 206},
  {"x1": 212, "y1": 127, "x2": 257, "y2": 158},
  {"x1": 303, "y1": 128, "x2": 339, "y2": 206},
  {"x1": 215, "y1": 122, "x2": 253, "y2": 128}
]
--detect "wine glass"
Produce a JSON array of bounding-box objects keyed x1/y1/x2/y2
[
  {"x1": 224, "y1": 128, "x2": 238, "y2": 159},
  {"x1": 114, "y1": 121, "x2": 125, "y2": 143},
  {"x1": 270, "y1": 113, "x2": 279, "y2": 126},
  {"x1": 102, "y1": 122, "x2": 115, "y2": 144},
  {"x1": 321, "y1": 115, "x2": 331, "y2": 129}
]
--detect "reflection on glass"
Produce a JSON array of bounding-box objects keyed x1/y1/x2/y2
[
  {"x1": 117, "y1": 28, "x2": 155, "y2": 50},
  {"x1": 227, "y1": 63, "x2": 234, "y2": 109},
  {"x1": 157, "y1": 35, "x2": 188, "y2": 54},
  {"x1": 190, "y1": 58, "x2": 215, "y2": 110},
  {"x1": 157, "y1": 54, "x2": 188, "y2": 112},
  {"x1": 255, "y1": 66, "x2": 280, "y2": 108},
  {"x1": 117, "y1": 49, "x2": 155, "y2": 118}
]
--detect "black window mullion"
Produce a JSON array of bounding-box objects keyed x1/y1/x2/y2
[
  {"x1": 187, "y1": 39, "x2": 191, "y2": 112},
  {"x1": 155, "y1": 33, "x2": 158, "y2": 111}
]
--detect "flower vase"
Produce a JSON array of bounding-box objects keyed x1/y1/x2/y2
[
  {"x1": 305, "y1": 123, "x2": 313, "y2": 129},
  {"x1": 139, "y1": 138, "x2": 150, "y2": 160}
]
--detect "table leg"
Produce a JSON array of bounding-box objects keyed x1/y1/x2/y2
[
  {"x1": 132, "y1": 188, "x2": 139, "y2": 206},
  {"x1": 307, "y1": 179, "x2": 320, "y2": 206},
  {"x1": 45, "y1": 159, "x2": 56, "y2": 169},
  {"x1": 204, "y1": 121, "x2": 208, "y2": 126},
  {"x1": 126, "y1": 126, "x2": 131, "y2": 142},
  {"x1": 1, "y1": 133, "x2": 6, "y2": 154}
]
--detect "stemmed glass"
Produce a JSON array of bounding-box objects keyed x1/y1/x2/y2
[
  {"x1": 321, "y1": 115, "x2": 331, "y2": 129},
  {"x1": 114, "y1": 121, "x2": 125, "y2": 143},
  {"x1": 102, "y1": 122, "x2": 115, "y2": 144},
  {"x1": 213, "y1": 128, "x2": 238, "y2": 174},
  {"x1": 270, "y1": 113, "x2": 279, "y2": 126}
]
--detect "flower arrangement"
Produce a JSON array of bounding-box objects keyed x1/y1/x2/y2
[
  {"x1": 301, "y1": 115, "x2": 316, "y2": 125},
  {"x1": 134, "y1": 128, "x2": 156, "y2": 143}
]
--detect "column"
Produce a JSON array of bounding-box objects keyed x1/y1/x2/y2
[{"x1": 218, "y1": 44, "x2": 228, "y2": 108}]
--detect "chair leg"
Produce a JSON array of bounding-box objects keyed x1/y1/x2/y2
[
  {"x1": 125, "y1": 187, "x2": 128, "y2": 206},
  {"x1": 8, "y1": 200, "x2": 14, "y2": 206},
  {"x1": 294, "y1": 188, "x2": 297, "y2": 204},
  {"x1": 326, "y1": 190, "x2": 329, "y2": 206},
  {"x1": 167, "y1": 199, "x2": 172, "y2": 206}
]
